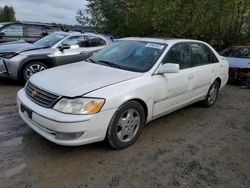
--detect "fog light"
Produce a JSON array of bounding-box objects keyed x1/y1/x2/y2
[{"x1": 55, "y1": 132, "x2": 84, "y2": 140}]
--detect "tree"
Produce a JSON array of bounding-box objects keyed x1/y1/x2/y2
[
  {"x1": 77, "y1": 0, "x2": 250, "y2": 49},
  {"x1": 0, "y1": 6, "x2": 16, "y2": 22}
]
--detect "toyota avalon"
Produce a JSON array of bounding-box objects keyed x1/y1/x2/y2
[{"x1": 17, "y1": 38, "x2": 229, "y2": 149}]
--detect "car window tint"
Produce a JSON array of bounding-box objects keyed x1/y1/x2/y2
[
  {"x1": 203, "y1": 44, "x2": 219, "y2": 63},
  {"x1": 62, "y1": 36, "x2": 85, "y2": 48},
  {"x1": 162, "y1": 43, "x2": 191, "y2": 69},
  {"x1": 27, "y1": 25, "x2": 43, "y2": 37},
  {"x1": 85, "y1": 36, "x2": 106, "y2": 47},
  {"x1": 2, "y1": 25, "x2": 23, "y2": 37},
  {"x1": 221, "y1": 47, "x2": 250, "y2": 58},
  {"x1": 191, "y1": 43, "x2": 211, "y2": 66}
]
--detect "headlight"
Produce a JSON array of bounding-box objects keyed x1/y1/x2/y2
[
  {"x1": 0, "y1": 52, "x2": 18, "y2": 59},
  {"x1": 53, "y1": 97, "x2": 105, "y2": 115}
]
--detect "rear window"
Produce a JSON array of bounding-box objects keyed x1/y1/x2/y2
[{"x1": 221, "y1": 47, "x2": 250, "y2": 59}]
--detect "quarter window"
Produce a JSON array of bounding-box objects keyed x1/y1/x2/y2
[
  {"x1": 162, "y1": 43, "x2": 191, "y2": 69},
  {"x1": 2, "y1": 25, "x2": 23, "y2": 37}
]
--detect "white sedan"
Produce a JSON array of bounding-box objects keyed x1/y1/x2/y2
[{"x1": 17, "y1": 38, "x2": 229, "y2": 149}]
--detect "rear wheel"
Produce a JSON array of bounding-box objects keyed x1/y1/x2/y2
[
  {"x1": 107, "y1": 101, "x2": 145, "y2": 149},
  {"x1": 203, "y1": 80, "x2": 219, "y2": 107},
  {"x1": 22, "y1": 62, "x2": 48, "y2": 82}
]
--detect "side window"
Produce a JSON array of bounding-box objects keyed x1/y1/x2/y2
[
  {"x1": 62, "y1": 36, "x2": 85, "y2": 48},
  {"x1": 85, "y1": 36, "x2": 106, "y2": 47},
  {"x1": 162, "y1": 43, "x2": 191, "y2": 69},
  {"x1": 191, "y1": 43, "x2": 218, "y2": 66},
  {"x1": 2, "y1": 25, "x2": 23, "y2": 37},
  {"x1": 26, "y1": 25, "x2": 43, "y2": 37}
]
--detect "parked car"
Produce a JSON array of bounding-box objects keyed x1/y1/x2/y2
[
  {"x1": 17, "y1": 38, "x2": 229, "y2": 149},
  {"x1": 0, "y1": 21, "x2": 61, "y2": 44},
  {"x1": 0, "y1": 31, "x2": 113, "y2": 81},
  {"x1": 221, "y1": 45, "x2": 250, "y2": 87}
]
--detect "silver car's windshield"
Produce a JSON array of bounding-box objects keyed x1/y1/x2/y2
[
  {"x1": 34, "y1": 33, "x2": 67, "y2": 47},
  {"x1": 90, "y1": 40, "x2": 167, "y2": 72}
]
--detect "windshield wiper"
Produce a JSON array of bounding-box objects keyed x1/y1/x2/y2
[{"x1": 98, "y1": 60, "x2": 121, "y2": 69}]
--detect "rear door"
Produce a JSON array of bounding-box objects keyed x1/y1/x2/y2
[
  {"x1": 189, "y1": 42, "x2": 219, "y2": 97},
  {"x1": 82, "y1": 35, "x2": 107, "y2": 57}
]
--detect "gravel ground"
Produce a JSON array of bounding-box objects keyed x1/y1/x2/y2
[{"x1": 0, "y1": 77, "x2": 249, "y2": 188}]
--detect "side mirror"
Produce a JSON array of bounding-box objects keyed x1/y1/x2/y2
[
  {"x1": 58, "y1": 44, "x2": 71, "y2": 51},
  {"x1": 157, "y1": 63, "x2": 180, "y2": 74}
]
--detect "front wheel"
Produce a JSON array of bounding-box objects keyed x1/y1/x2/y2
[
  {"x1": 107, "y1": 101, "x2": 145, "y2": 149},
  {"x1": 22, "y1": 62, "x2": 48, "y2": 82},
  {"x1": 203, "y1": 80, "x2": 219, "y2": 107}
]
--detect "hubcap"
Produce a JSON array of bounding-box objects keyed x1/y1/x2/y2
[
  {"x1": 208, "y1": 84, "x2": 218, "y2": 104},
  {"x1": 26, "y1": 64, "x2": 46, "y2": 79},
  {"x1": 116, "y1": 108, "x2": 140, "y2": 142}
]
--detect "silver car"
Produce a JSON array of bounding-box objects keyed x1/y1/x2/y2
[{"x1": 0, "y1": 32, "x2": 113, "y2": 81}]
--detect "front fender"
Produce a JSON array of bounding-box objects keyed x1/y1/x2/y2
[{"x1": 84, "y1": 74, "x2": 154, "y2": 122}]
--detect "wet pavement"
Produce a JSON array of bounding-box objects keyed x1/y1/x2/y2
[{"x1": 0, "y1": 77, "x2": 249, "y2": 188}]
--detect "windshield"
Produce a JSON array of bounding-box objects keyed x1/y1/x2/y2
[
  {"x1": 34, "y1": 33, "x2": 67, "y2": 47},
  {"x1": 221, "y1": 47, "x2": 250, "y2": 59},
  {"x1": 91, "y1": 40, "x2": 167, "y2": 72}
]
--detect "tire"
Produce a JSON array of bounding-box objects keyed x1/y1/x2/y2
[
  {"x1": 107, "y1": 101, "x2": 145, "y2": 149},
  {"x1": 22, "y1": 62, "x2": 48, "y2": 82},
  {"x1": 203, "y1": 80, "x2": 219, "y2": 107}
]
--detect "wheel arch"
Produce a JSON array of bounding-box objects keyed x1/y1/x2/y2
[
  {"x1": 215, "y1": 77, "x2": 221, "y2": 88},
  {"x1": 120, "y1": 98, "x2": 149, "y2": 123},
  {"x1": 18, "y1": 56, "x2": 55, "y2": 80}
]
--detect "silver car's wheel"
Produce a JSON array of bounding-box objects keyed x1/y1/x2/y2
[
  {"x1": 203, "y1": 80, "x2": 219, "y2": 107},
  {"x1": 117, "y1": 109, "x2": 140, "y2": 142},
  {"x1": 23, "y1": 62, "x2": 48, "y2": 82},
  {"x1": 107, "y1": 101, "x2": 145, "y2": 149}
]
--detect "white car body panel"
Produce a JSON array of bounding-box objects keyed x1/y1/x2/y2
[
  {"x1": 17, "y1": 38, "x2": 229, "y2": 146},
  {"x1": 29, "y1": 62, "x2": 142, "y2": 97}
]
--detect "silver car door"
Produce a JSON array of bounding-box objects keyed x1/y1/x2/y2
[{"x1": 54, "y1": 36, "x2": 86, "y2": 65}]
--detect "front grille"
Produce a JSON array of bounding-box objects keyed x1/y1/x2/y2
[{"x1": 25, "y1": 81, "x2": 60, "y2": 108}]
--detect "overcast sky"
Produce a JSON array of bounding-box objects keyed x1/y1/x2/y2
[{"x1": 0, "y1": 0, "x2": 87, "y2": 25}]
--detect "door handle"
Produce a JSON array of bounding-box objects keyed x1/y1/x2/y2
[{"x1": 188, "y1": 75, "x2": 194, "y2": 80}]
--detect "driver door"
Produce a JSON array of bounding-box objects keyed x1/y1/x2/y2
[
  {"x1": 152, "y1": 43, "x2": 194, "y2": 118},
  {"x1": 54, "y1": 36, "x2": 88, "y2": 66}
]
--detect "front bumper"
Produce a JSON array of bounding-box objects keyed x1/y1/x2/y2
[{"x1": 17, "y1": 89, "x2": 117, "y2": 146}]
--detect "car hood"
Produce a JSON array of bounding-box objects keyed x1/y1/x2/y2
[
  {"x1": 0, "y1": 42, "x2": 46, "y2": 53},
  {"x1": 225, "y1": 57, "x2": 250, "y2": 69},
  {"x1": 29, "y1": 61, "x2": 142, "y2": 97}
]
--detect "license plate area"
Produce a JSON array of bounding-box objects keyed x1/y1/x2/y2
[{"x1": 20, "y1": 104, "x2": 33, "y2": 119}]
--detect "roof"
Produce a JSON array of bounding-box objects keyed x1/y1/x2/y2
[
  {"x1": 0, "y1": 21, "x2": 58, "y2": 27},
  {"x1": 120, "y1": 37, "x2": 204, "y2": 44}
]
